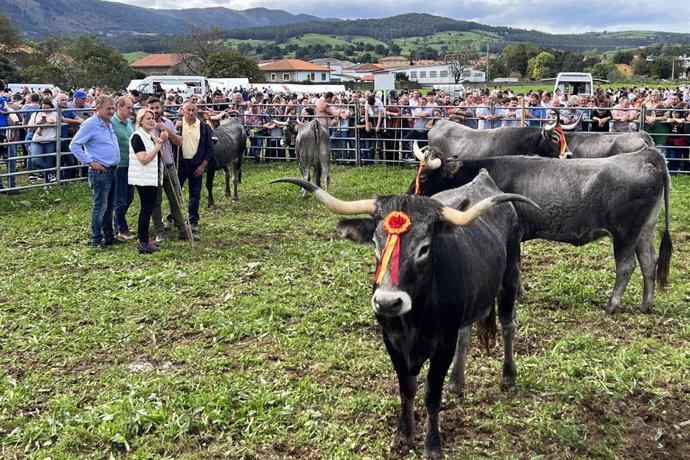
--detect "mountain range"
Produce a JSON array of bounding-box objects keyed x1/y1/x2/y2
[
  {"x1": 2, "y1": 0, "x2": 690, "y2": 52},
  {"x1": 0, "y1": 0, "x2": 322, "y2": 40}
]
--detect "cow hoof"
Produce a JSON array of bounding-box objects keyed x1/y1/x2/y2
[
  {"x1": 447, "y1": 382, "x2": 465, "y2": 398},
  {"x1": 500, "y1": 377, "x2": 516, "y2": 391},
  {"x1": 602, "y1": 303, "x2": 616, "y2": 315},
  {"x1": 423, "y1": 446, "x2": 443, "y2": 460},
  {"x1": 639, "y1": 304, "x2": 653, "y2": 314},
  {"x1": 391, "y1": 436, "x2": 413, "y2": 454}
]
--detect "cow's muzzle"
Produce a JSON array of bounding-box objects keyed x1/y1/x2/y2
[{"x1": 372, "y1": 288, "x2": 412, "y2": 317}]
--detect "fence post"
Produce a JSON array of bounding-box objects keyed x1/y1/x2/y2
[{"x1": 55, "y1": 105, "x2": 62, "y2": 185}]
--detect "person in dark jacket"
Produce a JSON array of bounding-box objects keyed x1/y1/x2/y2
[{"x1": 176, "y1": 100, "x2": 214, "y2": 232}]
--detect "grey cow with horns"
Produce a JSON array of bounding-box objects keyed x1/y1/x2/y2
[{"x1": 271, "y1": 174, "x2": 539, "y2": 459}]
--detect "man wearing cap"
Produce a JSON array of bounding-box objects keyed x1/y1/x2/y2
[
  {"x1": 69, "y1": 90, "x2": 92, "y2": 119},
  {"x1": 69, "y1": 95, "x2": 120, "y2": 250}
]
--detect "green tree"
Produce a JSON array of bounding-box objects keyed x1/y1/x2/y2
[
  {"x1": 649, "y1": 56, "x2": 672, "y2": 79},
  {"x1": 500, "y1": 42, "x2": 539, "y2": 76},
  {"x1": 21, "y1": 64, "x2": 67, "y2": 87},
  {"x1": 527, "y1": 51, "x2": 556, "y2": 80},
  {"x1": 64, "y1": 35, "x2": 133, "y2": 90},
  {"x1": 199, "y1": 50, "x2": 263, "y2": 82},
  {"x1": 612, "y1": 50, "x2": 635, "y2": 65},
  {"x1": 395, "y1": 72, "x2": 409, "y2": 82},
  {"x1": 631, "y1": 55, "x2": 650, "y2": 76},
  {"x1": 0, "y1": 55, "x2": 21, "y2": 82},
  {"x1": 0, "y1": 11, "x2": 21, "y2": 49},
  {"x1": 588, "y1": 62, "x2": 617, "y2": 80}
]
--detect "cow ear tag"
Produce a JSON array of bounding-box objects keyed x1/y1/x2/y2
[{"x1": 374, "y1": 211, "x2": 412, "y2": 285}]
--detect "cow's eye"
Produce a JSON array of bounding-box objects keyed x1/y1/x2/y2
[{"x1": 415, "y1": 240, "x2": 431, "y2": 263}]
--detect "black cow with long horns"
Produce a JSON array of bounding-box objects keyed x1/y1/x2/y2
[{"x1": 271, "y1": 173, "x2": 539, "y2": 459}]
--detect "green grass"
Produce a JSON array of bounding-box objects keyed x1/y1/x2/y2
[
  {"x1": 395, "y1": 30, "x2": 499, "y2": 55},
  {"x1": 1, "y1": 164, "x2": 689, "y2": 458}
]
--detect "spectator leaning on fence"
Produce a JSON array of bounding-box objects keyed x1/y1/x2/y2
[
  {"x1": 666, "y1": 105, "x2": 688, "y2": 172},
  {"x1": 69, "y1": 95, "x2": 120, "y2": 251},
  {"x1": 27, "y1": 97, "x2": 58, "y2": 183}
]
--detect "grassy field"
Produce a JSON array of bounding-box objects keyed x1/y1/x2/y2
[{"x1": 1, "y1": 163, "x2": 689, "y2": 459}]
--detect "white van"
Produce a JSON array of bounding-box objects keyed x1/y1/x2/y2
[
  {"x1": 134, "y1": 75, "x2": 210, "y2": 98},
  {"x1": 549, "y1": 72, "x2": 597, "y2": 98}
]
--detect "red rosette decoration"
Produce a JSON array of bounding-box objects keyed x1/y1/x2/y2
[{"x1": 374, "y1": 211, "x2": 412, "y2": 285}]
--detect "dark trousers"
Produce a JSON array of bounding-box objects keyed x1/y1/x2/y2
[
  {"x1": 115, "y1": 166, "x2": 135, "y2": 233},
  {"x1": 402, "y1": 130, "x2": 428, "y2": 159},
  {"x1": 136, "y1": 185, "x2": 158, "y2": 244},
  {"x1": 177, "y1": 159, "x2": 202, "y2": 226}
]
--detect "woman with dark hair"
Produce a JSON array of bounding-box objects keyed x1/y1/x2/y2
[
  {"x1": 589, "y1": 100, "x2": 612, "y2": 132},
  {"x1": 27, "y1": 97, "x2": 58, "y2": 182}
]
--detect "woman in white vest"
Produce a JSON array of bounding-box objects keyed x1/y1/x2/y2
[{"x1": 128, "y1": 108, "x2": 168, "y2": 253}]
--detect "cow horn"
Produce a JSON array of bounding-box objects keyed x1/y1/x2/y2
[
  {"x1": 441, "y1": 193, "x2": 540, "y2": 227},
  {"x1": 543, "y1": 110, "x2": 560, "y2": 131},
  {"x1": 413, "y1": 141, "x2": 442, "y2": 170},
  {"x1": 270, "y1": 178, "x2": 375, "y2": 215},
  {"x1": 560, "y1": 113, "x2": 582, "y2": 131}
]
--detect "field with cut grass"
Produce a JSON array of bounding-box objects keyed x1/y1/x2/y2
[{"x1": 1, "y1": 163, "x2": 689, "y2": 459}]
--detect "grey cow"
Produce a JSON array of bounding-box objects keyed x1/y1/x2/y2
[
  {"x1": 428, "y1": 118, "x2": 653, "y2": 160},
  {"x1": 207, "y1": 117, "x2": 246, "y2": 206},
  {"x1": 294, "y1": 120, "x2": 331, "y2": 198},
  {"x1": 411, "y1": 146, "x2": 673, "y2": 315}
]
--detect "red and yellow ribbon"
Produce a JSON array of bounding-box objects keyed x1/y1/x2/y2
[
  {"x1": 374, "y1": 211, "x2": 412, "y2": 285},
  {"x1": 556, "y1": 125, "x2": 568, "y2": 158}
]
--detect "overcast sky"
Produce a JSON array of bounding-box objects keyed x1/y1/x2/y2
[{"x1": 107, "y1": 0, "x2": 689, "y2": 34}]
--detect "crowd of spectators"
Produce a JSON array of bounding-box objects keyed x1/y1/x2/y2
[{"x1": 2, "y1": 80, "x2": 690, "y2": 194}]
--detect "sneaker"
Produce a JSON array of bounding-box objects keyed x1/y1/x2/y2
[
  {"x1": 47, "y1": 173, "x2": 57, "y2": 183},
  {"x1": 190, "y1": 223, "x2": 199, "y2": 233},
  {"x1": 117, "y1": 231, "x2": 136, "y2": 241},
  {"x1": 137, "y1": 241, "x2": 159, "y2": 254},
  {"x1": 104, "y1": 238, "x2": 125, "y2": 246},
  {"x1": 155, "y1": 232, "x2": 167, "y2": 243}
]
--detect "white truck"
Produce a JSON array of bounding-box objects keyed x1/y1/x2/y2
[{"x1": 133, "y1": 75, "x2": 210, "y2": 98}]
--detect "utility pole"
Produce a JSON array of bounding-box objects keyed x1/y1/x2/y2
[{"x1": 486, "y1": 41, "x2": 490, "y2": 82}]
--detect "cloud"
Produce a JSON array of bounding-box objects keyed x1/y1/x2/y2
[{"x1": 108, "y1": 0, "x2": 688, "y2": 33}]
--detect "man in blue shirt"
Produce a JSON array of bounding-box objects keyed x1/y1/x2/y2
[{"x1": 69, "y1": 95, "x2": 120, "y2": 250}]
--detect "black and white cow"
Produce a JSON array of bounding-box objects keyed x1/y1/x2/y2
[
  {"x1": 271, "y1": 174, "x2": 538, "y2": 459},
  {"x1": 410, "y1": 144, "x2": 673, "y2": 314},
  {"x1": 207, "y1": 117, "x2": 246, "y2": 205}
]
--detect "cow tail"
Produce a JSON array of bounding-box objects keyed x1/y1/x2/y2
[
  {"x1": 656, "y1": 172, "x2": 672, "y2": 289},
  {"x1": 476, "y1": 302, "x2": 497, "y2": 354},
  {"x1": 313, "y1": 120, "x2": 321, "y2": 146}
]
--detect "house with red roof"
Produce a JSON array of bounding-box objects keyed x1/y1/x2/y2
[
  {"x1": 129, "y1": 54, "x2": 191, "y2": 76},
  {"x1": 258, "y1": 59, "x2": 332, "y2": 82}
]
